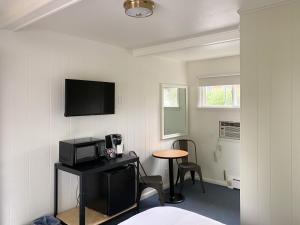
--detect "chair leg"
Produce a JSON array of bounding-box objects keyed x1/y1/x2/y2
[
  {"x1": 179, "y1": 169, "x2": 187, "y2": 193},
  {"x1": 156, "y1": 185, "x2": 165, "y2": 206},
  {"x1": 137, "y1": 191, "x2": 142, "y2": 209},
  {"x1": 196, "y1": 166, "x2": 205, "y2": 193},
  {"x1": 137, "y1": 185, "x2": 145, "y2": 209},
  {"x1": 190, "y1": 170, "x2": 195, "y2": 184},
  {"x1": 175, "y1": 168, "x2": 180, "y2": 186}
]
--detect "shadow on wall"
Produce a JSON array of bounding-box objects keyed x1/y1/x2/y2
[
  {"x1": 0, "y1": 97, "x2": 5, "y2": 223},
  {"x1": 0, "y1": 162, "x2": 3, "y2": 223},
  {"x1": 140, "y1": 155, "x2": 160, "y2": 176}
]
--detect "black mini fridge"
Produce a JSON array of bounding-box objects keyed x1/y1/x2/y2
[{"x1": 85, "y1": 165, "x2": 136, "y2": 216}]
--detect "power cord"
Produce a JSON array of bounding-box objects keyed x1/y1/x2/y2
[{"x1": 76, "y1": 177, "x2": 80, "y2": 207}]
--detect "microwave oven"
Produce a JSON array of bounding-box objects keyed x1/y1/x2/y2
[{"x1": 59, "y1": 137, "x2": 105, "y2": 167}]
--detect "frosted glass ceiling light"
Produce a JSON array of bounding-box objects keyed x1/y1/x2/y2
[{"x1": 124, "y1": 0, "x2": 155, "y2": 18}]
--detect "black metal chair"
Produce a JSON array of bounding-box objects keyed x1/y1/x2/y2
[
  {"x1": 129, "y1": 151, "x2": 164, "y2": 208},
  {"x1": 172, "y1": 139, "x2": 205, "y2": 193}
]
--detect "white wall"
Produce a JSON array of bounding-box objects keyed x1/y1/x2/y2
[
  {"x1": 0, "y1": 30, "x2": 187, "y2": 225},
  {"x1": 240, "y1": 1, "x2": 300, "y2": 225},
  {"x1": 187, "y1": 56, "x2": 240, "y2": 185}
]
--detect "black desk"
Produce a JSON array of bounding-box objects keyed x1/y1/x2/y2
[{"x1": 54, "y1": 154, "x2": 139, "y2": 225}]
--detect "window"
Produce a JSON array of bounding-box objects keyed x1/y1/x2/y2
[
  {"x1": 163, "y1": 87, "x2": 179, "y2": 107},
  {"x1": 198, "y1": 84, "x2": 240, "y2": 108}
]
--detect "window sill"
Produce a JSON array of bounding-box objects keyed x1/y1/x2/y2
[
  {"x1": 198, "y1": 106, "x2": 240, "y2": 110},
  {"x1": 218, "y1": 138, "x2": 241, "y2": 143}
]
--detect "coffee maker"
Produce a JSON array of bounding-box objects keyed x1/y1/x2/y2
[{"x1": 105, "y1": 134, "x2": 124, "y2": 156}]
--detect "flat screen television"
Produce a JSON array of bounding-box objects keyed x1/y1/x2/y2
[{"x1": 65, "y1": 79, "x2": 115, "y2": 117}]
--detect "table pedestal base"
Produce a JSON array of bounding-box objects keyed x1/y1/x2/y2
[{"x1": 165, "y1": 193, "x2": 185, "y2": 204}]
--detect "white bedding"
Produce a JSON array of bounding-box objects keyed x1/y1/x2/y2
[{"x1": 119, "y1": 207, "x2": 225, "y2": 225}]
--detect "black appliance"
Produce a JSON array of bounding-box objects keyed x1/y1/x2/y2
[
  {"x1": 59, "y1": 137, "x2": 105, "y2": 167},
  {"x1": 105, "y1": 134, "x2": 124, "y2": 156},
  {"x1": 65, "y1": 79, "x2": 115, "y2": 117},
  {"x1": 85, "y1": 165, "x2": 136, "y2": 216}
]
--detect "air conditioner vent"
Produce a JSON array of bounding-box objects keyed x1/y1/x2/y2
[{"x1": 219, "y1": 121, "x2": 240, "y2": 140}]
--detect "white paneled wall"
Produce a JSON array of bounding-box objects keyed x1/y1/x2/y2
[
  {"x1": 187, "y1": 56, "x2": 240, "y2": 185},
  {"x1": 0, "y1": 30, "x2": 187, "y2": 225},
  {"x1": 240, "y1": 1, "x2": 300, "y2": 225}
]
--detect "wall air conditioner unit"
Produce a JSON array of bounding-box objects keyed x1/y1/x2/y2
[{"x1": 219, "y1": 121, "x2": 240, "y2": 140}]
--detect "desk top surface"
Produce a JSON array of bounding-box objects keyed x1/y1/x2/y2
[
  {"x1": 152, "y1": 149, "x2": 188, "y2": 159},
  {"x1": 56, "y1": 154, "x2": 138, "y2": 175}
]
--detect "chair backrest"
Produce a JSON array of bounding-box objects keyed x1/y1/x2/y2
[
  {"x1": 172, "y1": 139, "x2": 197, "y2": 164},
  {"x1": 128, "y1": 151, "x2": 148, "y2": 178}
]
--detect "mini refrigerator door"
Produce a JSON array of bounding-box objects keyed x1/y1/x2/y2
[{"x1": 85, "y1": 165, "x2": 136, "y2": 216}]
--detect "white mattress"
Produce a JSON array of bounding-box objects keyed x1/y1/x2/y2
[{"x1": 119, "y1": 206, "x2": 225, "y2": 225}]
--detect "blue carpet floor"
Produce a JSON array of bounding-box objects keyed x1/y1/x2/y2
[{"x1": 104, "y1": 180, "x2": 240, "y2": 225}]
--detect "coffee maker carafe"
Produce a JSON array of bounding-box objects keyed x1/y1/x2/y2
[{"x1": 105, "y1": 134, "x2": 123, "y2": 156}]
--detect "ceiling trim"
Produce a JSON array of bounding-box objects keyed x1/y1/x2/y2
[
  {"x1": 2, "y1": 0, "x2": 82, "y2": 31},
  {"x1": 132, "y1": 29, "x2": 240, "y2": 57},
  {"x1": 238, "y1": 0, "x2": 295, "y2": 15}
]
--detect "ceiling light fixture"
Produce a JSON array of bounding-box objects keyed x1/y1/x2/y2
[{"x1": 124, "y1": 0, "x2": 155, "y2": 18}]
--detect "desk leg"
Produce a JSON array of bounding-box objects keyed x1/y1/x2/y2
[
  {"x1": 54, "y1": 164, "x2": 58, "y2": 216},
  {"x1": 79, "y1": 175, "x2": 85, "y2": 225},
  {"x1": 166, "y1": 158, "x2": 184, "y2": 204}
]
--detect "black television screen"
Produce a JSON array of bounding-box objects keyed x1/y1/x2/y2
[{"x1": 65, "y1": 79, "x2": 115, "y2": 117}]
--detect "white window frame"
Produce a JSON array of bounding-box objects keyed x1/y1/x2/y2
[{"x1": 198, "y1": 84, "x2": 240, "y2": 109}]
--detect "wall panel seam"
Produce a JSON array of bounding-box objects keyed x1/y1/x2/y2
[{"x1": 290, "y1": 12, "x2": 295, "y2": 224}]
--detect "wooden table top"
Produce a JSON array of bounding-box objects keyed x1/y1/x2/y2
[{"x1": 152, "y1": 149, "x2": 188, "y2": 159}]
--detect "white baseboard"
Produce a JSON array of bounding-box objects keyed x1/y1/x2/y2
[
  {"x1": 188, "y1": 173, "x2": 228, "y2": 187},
  {"x1": 140, "y1": 189, "x2": 158, "y2": 200},
  {"x1": 140, "y1": 182, "x2": 170, "y2": 200},
  {"x1": 140, "y1": 177, "x2": 228, "y2": 201},
  {"x1": 202, "y1": 177, "x2": 228, "y2": 187}
]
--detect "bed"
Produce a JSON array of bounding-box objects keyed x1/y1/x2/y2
[{"x1": 119, "y1": 206, "x2": 225, "y2": 225}]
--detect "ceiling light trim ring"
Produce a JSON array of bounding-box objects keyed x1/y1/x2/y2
[{"x1": 124, "y1": 0, "x2": 155, "y2": 18}]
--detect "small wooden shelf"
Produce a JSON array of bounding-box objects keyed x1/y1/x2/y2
[{"x1": 57, "y1": 204, "x2": 137, "y2": 225}]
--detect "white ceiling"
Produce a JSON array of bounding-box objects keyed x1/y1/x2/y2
[
  {"x1": 0, "y1": 0, "x2": 286, "y2": 60},
  {"x1": 27, "y1": 0, "x2": 241, "y2": 49},
  {"x1": 0, "y1": 0, "x2": 50, "y2": 27}
]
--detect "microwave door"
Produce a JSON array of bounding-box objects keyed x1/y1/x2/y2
[{"x1": 76, "y1": 145, "x2": 97, "y2": 164}]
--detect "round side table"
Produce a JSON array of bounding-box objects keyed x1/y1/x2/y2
[{"x1": 152, "y1": 149, "x2": 188, "y2": 204}]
